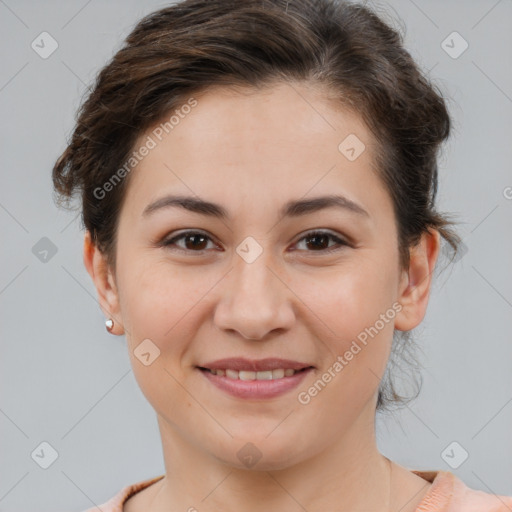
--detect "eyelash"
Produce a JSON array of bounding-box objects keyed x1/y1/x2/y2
[{"x1": 160, "y1": 229, "x2": 349, "y2": 255}]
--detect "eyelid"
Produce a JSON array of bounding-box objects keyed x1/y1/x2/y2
[
  {"x1": 293, "y1": 228, "x2": 348, "y2": 244},
  {"x1": 161, "y1": 229, "x2": 220, "y2": 251},
  {"x1": 160, "y1": 228, "x2": 350, "y2": 255},
  {"x1": 290, "y1": 229, "x2": 350, "y2": 253}
]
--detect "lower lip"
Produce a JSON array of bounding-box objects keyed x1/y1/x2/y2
[{"x1": 198, "y1": 367, "x2": 313, "y2": 399}]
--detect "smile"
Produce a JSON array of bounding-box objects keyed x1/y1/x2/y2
[
  {"x1": 203, "y1": 368, "x2": 302, "y2": 380},
  {"x1": 196, "y1": 358, "x2": 314, "y2": 399}
]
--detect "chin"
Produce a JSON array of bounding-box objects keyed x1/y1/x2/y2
[{"x1": 211, "y1": 433, "x2": 309, "y2": 471}]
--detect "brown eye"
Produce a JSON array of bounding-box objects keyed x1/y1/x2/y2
[
  {"x1": 294, "y1": 230, "x2": 348, "y2": 254},
  {"x1": 162, "y1": 231, "x2": 217, "y2": 252}
]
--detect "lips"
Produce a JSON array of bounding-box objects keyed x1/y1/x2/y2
[
  {"x1": 197, "y1": 358, "x2": 315, "y2": 399},
  {"x1": 198, "y1": 357, "x2": 313, "y2": 372},
  {"x1": 204, "y1": 367, "x2": 307, "y2": 381}
]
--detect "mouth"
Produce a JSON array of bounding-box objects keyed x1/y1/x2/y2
[
  {"x1": 196, "y1": 358, "x2": 315, "y2": 399},
  {"x1": 198, "y1": 367, "x2": 311, "y2": 380}
]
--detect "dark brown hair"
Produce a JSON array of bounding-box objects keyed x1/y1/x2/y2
[{"x1": 52, "y1": 0, "x2": 461, "y2": 412}]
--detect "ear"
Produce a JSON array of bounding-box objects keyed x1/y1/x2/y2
[
  {"x1": 394, "y1": 229, "x2": 441, "y2": 331},
  {"x1": 83, "y1": 230, "x2": 125, "y2": 335}
]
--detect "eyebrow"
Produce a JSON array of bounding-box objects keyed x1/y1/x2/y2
[{"x1": 142, "y1": 194, "x2": 370, "y2": 220}]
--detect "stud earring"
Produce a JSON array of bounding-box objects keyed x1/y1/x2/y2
[{"x1": 105, "y1": 318, "x2": 114, "y2": 333}]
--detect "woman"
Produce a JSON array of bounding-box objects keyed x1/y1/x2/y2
[{"x1": 52, "y1": 0, "x2": 512, "y2": 511}]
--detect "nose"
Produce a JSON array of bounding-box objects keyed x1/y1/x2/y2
[{"x1": 213, "y1": 251, "x2": 295, "y2": 340}]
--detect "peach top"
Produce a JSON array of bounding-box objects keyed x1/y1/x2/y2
[{"x1": 83, "y1": 470, "x2": 512, "y2": 511}]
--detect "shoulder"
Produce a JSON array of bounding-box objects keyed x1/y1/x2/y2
[
  {"x1": 81, "y1": 475, "x2": 165, "y2": 512},
  {"x1": 413, "y1": 469, "x2": 512, "y2": 512}
]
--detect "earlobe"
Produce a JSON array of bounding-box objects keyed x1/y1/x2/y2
[
  {"x1": 394, "y1": 229, "x2": 441, "y2": 332},
  {"x1": 83, "y1": 231, "x2": 125, "y2": 335}
]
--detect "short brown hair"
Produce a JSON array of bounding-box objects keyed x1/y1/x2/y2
[{"x1": 52, "y1": 0, "x2": 461, "y2": 412}]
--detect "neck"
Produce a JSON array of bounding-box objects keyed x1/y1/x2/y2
[{"x1": 150, "y1": 403, "x2": 392, "y2": 512}]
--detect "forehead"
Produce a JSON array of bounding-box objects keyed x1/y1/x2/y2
[
  {"x1": 121, "y1": 81, "x2": 391, "y2": 225},
  {"x1": 169, "y1": 81, "x2": 372, "y2": 154}
]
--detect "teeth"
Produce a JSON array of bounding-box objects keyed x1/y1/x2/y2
[
  {"x1": 239, "y1": 370, "x2": 256, "y2": 381},
  {"x1": 272, "y1": 368, "x2": 285, "y2": 379},
  {"x1": 256, "y1": 370, "x2": 273, "y2": 380},
  {"x1": 209, "y1": 368, "x2": 301, "y2": 380},
  {"x1": 225, "y1": 369, "x2": 238, "y2": 379}
]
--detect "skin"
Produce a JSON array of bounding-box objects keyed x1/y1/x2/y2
[{"x1": 84, "y1": 81, "x2": 440, "y2": 512}]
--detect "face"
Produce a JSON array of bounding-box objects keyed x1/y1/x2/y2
[{"x1": 86, "y1": 81, "x2": 438, "y2": 470}]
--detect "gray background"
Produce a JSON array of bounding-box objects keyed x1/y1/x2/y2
[{"x1": 0, "y1": 0, "x2": 511, "y2": 510}]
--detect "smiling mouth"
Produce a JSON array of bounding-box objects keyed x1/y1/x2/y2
[
  {"x1": 197, "y1": 364, "x2": 314, "y2": 400},
  {"x1": 198, "y1": 367, "x2": 313, "y2": 381},
  {"x1": 195, "y1": 357, "x2": 315, "y2": 399}
]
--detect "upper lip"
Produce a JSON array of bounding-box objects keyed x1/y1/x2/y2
[{"x1": 198, "y1": 358, "x2": 314, "y2": 372}]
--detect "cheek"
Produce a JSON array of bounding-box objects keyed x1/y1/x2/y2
[
  {"x1": 289, "y1": 254, "x2": 399, "y2": 342},
  {"x1": 288, "y1": 256, "x2": 397, "y2": 403},
  {"x1": 118, "y1": 258, "x2": 198, "y2": 338},
  {"x1": 116, "y1": 260, "x2": 204, "y2": 422}
]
